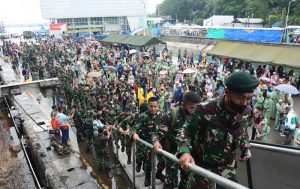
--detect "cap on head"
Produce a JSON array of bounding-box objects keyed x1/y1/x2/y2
[
  {"x1": 225, "y1": 72, "x2": 259, "y2": 93},
  {"x1": 51, "y1": 111, "x2": 57, "y2": 117}
]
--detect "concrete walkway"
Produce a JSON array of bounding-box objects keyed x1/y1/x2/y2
[{"x1": 113, "y1": 141, "x2": 164, "y2": 189}]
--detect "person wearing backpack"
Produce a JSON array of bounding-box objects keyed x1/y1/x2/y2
[
  {"x1": 153, "y1": 91, "x2": 200, "y2": 189},
  {"x1": 56, "y1": 106, "x2": 74, "y2": 146}
]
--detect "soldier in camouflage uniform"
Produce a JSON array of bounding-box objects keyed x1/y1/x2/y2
[
  {"x1": 131, "y1": 97, "x2": 163, "y2": 187},
  {"x1": 94, "y1": 126, "x2": 111, "y2": 170},
  {"x1": 153, "y1": 91, "x2": 200, "y2": 189},
  {"x1": 72, "y1": 105, "x2": 83, "y2": 143},
  {"x1": 83, "y1": 111, "x2": 94, "y2": 153},
  {"x1": 115, "y1": 106, "x2": 134, "y2": 164},
  {"x1": 178, "y1": 72, "x2": 259, "y2": 189}
]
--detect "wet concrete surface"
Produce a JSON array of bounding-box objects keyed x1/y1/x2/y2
[
  {"x1": 0, "y1": 107, "x2": 36, "y2": 189},
  {"x1": 112, "y1": 141, "x2": 164, "y2": 189},
  {"x1": 251, "y1": 95, "x2": 300, "y2": 148},
  {"x1": 78, "y1": 141, "x2": 132, "y2": 189}
]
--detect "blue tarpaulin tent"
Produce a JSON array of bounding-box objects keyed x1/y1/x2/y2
[
  {"x1": 224, "y1": 29, "x2": 283, "y2": 44},
  {"x1": 35, "y1": 26, "x2": 49, "y2": 34},
  {"x1": 207, "y1": 28, "x2": 284, "y2": 44},
  {"x1": 77, "y1": 33, "x2": 95, "y2": 39}
]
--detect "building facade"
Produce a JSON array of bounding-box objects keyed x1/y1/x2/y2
[
  {"x1": 39, "y1": 0, "x2": 147, "y2": 33},
  {"x1": 203, "y1": 15, "x2": 234, "y2": 27},
  {"x1": 203, "y1": 15, "x2": 265, "y2": 28}
]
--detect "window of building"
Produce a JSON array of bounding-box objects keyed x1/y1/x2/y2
[
  {"x1": 104, "y1": 17, "x2": 119, "y2": 25},
  {"x1": 90, "y1": 17, "x2": 103, "y2": 25},
  {"x1": 73, "y1": 18, "x2": 88, "y2": 26}
]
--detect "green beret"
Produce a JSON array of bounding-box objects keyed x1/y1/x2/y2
[{"x1": 225, "y1": 72, "x2": 259, "y2": 93}]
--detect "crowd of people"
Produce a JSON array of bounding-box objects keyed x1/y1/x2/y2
[{"x1": 1, "y1": 36, "x2": 300, "y2": 188}]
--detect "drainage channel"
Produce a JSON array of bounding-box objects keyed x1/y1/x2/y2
[{"x1": 1, "y1": 96, "x2": 41, "y2": 189}]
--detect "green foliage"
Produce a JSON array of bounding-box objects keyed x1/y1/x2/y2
[
  {"x1": 195, "y1": 18, "x2": 204, "y2": 25},
  {"x1": 159, "y1": 0, "x2": 300, "y2": 25}
]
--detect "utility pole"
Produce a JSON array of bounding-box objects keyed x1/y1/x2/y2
[
  {"x1": 140, "y1": 0, "x2": 146, "y2": 36},
  {"x1": 285, "y1": 0, "x2": 296, "y2": 43},
  {"x1": 89, "y1": 17, "x2": 92, "y2": 39},
  {"x1": 286, "y1": 0, "x2": 296, "y2": 28}
]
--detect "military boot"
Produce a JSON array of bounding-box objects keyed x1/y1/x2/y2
[
  {"x1": 156, "y1": 171, "x2": 165, "y2": 183},
  {"x1": 144, "y1": 176, "x2": 151, "y2": 187},
  {"x1": 136, "y1": 163, "x2": 142, "y2": 173}
]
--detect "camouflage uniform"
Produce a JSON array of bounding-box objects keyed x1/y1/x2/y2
[
  {"x1": 73, "y1": 108, "x2": 83, "y2": 143},
  {"x1": 115, "y1": 113, "x2": 135, "y2": 160},
  {"x1": 130, "y1": 111, "x2": 163, "y2": 178},
  {"x1": 83, "y1": 111, "x2": 94, "y2": 152},
  {"x1": 94, "y1": 128, "x2": 110, "y2": 169},
  {"x1": 178, "y1": 98, "x2": 251, "y2": 189},
  {"x1": 114, "y1": 113, "x2": 130, "y2": 150},
  {"x1": 153, "y1": 106, "x2": 189, "y2": 188}
]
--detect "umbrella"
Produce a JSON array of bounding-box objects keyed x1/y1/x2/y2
[
  {"x1": 275, "y1": 84, "x2": 299, "y2": 95},
  {"x1": 260, "y1": 76, "x2": 270, "y2": 82},
  {"x1": 107, "y1": 66, "x2": 117, "y2": 72},
  {"x1": 142, "y1": 52, "x2": 150, "y2": 58},
  {"x1": 183, "y1": 68, "x2": 196, "y2": 74},
  {"x1": 87, "y1": 71, "x2": 101, "y2": 78},
  {"x1": 129, "y1": 49, "x2": 137, "y2": 55},
  {"x1": 159, "y1": 70, "x2": 168, "y2": 75}
]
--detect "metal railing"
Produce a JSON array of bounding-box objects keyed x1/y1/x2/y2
[
  {"x1": 118, "y1": 135, "x2": 249, "y2": 189},
  {"x1": 250, "y1": 142, "x2": 300, "y2": 156}
]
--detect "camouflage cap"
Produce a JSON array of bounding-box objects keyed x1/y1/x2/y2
[{"x1": 225, "y1": 72, "x2": 259, "y2": 93}]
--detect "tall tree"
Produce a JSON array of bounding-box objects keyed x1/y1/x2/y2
[{"x1": 158, "y1": 0, "x2": 300, "y2": 25}]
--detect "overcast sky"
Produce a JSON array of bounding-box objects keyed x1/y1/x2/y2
[{"x1": 0, "y1": 0, "x2": 164, "y2": 25}]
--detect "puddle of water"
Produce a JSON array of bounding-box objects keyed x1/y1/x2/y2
[{"x1": 79, "y1": 142, "x2": 132, "y2": 189}]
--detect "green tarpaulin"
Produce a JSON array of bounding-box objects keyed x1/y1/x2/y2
[
  {"x1": 208, "y1": 41, "x2": 300, "y2": 68},
  {"x1": 102, "y1": 34, "x2": 166, "y2": 47},
  {"x1": 207, "y1": 29, "x2": 226, "y2": 39}
]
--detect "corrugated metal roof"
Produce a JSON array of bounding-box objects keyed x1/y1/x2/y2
[
  {"x1": 207, "y1": 41, "x2": 300, "y2": 68},
  {"x1": 235, "y1": 18, "x2": 264, "y2": 24}
]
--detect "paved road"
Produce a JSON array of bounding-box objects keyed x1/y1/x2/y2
[{"x1": 259, "y1": 95, "x2": 300, "y2": 148}]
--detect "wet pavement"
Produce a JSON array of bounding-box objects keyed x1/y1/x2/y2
[
  {"x1": 255, "y1": 95, "x2": 300, "y2": 148},
  {"x1": 78, "y1": 141, "x2": 132, "y2": 189}
]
